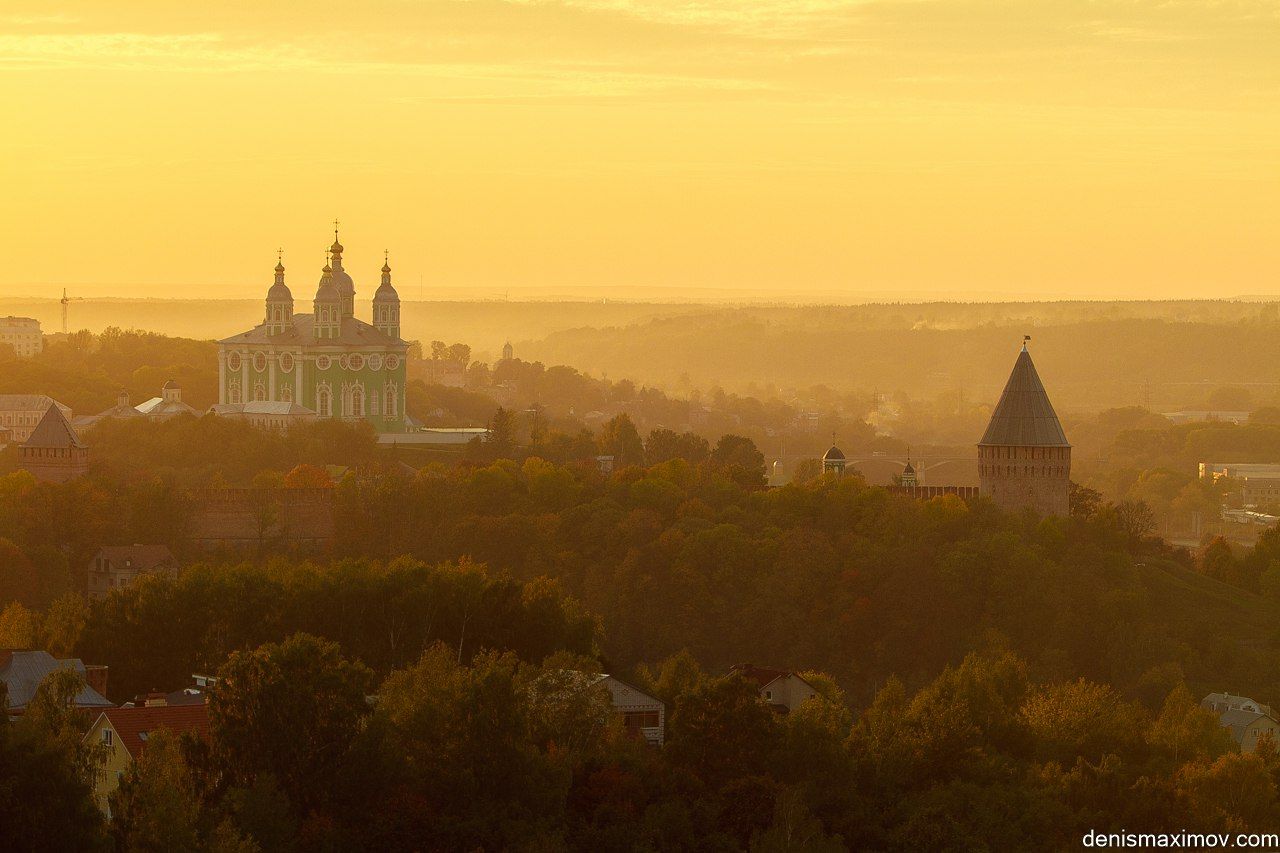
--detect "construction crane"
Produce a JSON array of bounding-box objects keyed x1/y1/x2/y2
[{"x1": 60, "y1": 288, "x2": 85, "y2": 334}]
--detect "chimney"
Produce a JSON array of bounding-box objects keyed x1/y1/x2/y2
[{"x1": 84, "y1": 664, "x2": 109, "y2": 698}]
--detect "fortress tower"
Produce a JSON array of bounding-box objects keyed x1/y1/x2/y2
[{"x1": 978, "y1": 340, "x2": 1071, "y2": 516}]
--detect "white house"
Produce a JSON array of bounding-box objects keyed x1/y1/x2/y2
[
  {"x1": 1202, "y1": 693, "x2": 1280, "y2": 753},
  {"x1": 730, "y1": 664, "x2": 819, "y2": 714},
  {"x1": 597, "y1": 675, "x2": 665, "y2": 746}
]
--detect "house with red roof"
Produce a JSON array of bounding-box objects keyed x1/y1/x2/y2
[
  {"x1": 729, "y1": 664, "x2": 819, "y2": 714},
  {"x1": 84, "y1": 697, "x2": 210, "y2": 815}
]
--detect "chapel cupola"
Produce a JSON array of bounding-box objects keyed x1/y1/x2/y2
[
  {"x1": 313, "y1": 253, "x2": 342, "y2": 339},
  {"x1": 373, "y1": 250, "x2": 401, "y2": 340},
  {"x1": 328, "y1": 220, "x2": 356, "y2": 319},
  {"x1": 265, "y1": 249, "x2": 294, "y2": 334}
]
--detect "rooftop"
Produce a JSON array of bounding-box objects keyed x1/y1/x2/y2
[
  {"x1": 24, "y1": 404, "x2": 86, "y2": 449},
  {"x1": 979, "y1": 346, "x2": 1070, "y2": 448},
  {"x1": 0, "y1": 650, "x2": 113, "y2": 711},
  {"x1": 94, "y1": 704, "x2": 210, "y2": 759}
]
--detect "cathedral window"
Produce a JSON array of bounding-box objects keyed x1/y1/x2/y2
[
  {"x1": 279, "y1": 352, "x2": 294, "y2": 372},
  {"x1": 351, "y1": 386, "x2": 365, "y2": 417},
  {"x1": 385, "y1": 354, "x2": 400, "y2": 371},
  {"x1": 227, "y1": 351, "x2": 242, "y2": 371},
  {"x1": 229, "y1": 379, "x2": 242, "y2": 404},
  {"x1": 369, "y1": 353, "x2": 383, "y2": 371},
  {"x1": 385, "y1": 382, "x2": 398, "y2": 417},
  {"x1": 253, "y1": 352, "x2": 267, "y2": 372},
  {"x1": 316, "y1": 355, "x2": 332, "y2": 371},
  {"x1": 370, "y1": 391, "x2": 379, "y2": 415},
  {"x1": 316, "y1": 385, "x2": 332, "y2": 418},
  {"x1": 349, "y1": 354, "x2": 364, "y2": 371},
  {"x1": 253, "y1": 382, "x2": 266, "y2": 402}
]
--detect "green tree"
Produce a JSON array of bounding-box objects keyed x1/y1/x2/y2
[
  {"x1": 209, "y1": 633, "x2": 374, "y2": 813},
  {"x1": 667, "y1": 673, "x2": 781, "y2": 789},
  {"x1": 708, "y1": 435, "x2": 767, "y2": 486}
]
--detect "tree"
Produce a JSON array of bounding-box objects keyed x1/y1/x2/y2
[
  {"x1": 0, "y1": 690, "x2": 107, "y2": 851},
  {"x1": 0, "y1": 600, "x2": 38, "y2": 648},
  {"x1": 109, "y1": 729, "x2": 202, "y2": 852},
  {"x1": 1147, "y1": 684, "x2": 1235, "y2": 765},
  {"x1": 484, "y1": 406, "x2": 516, "y2": 460},
  {"x1": 209, "y1": 633, "x2": 374, "y2": 813},
  {"x1": 597, "y1": 414, "x2": 643, "y2": 468},
  {"x1": 708, "y1": 435, "x2": 767, "y2": 486},
  {"x1": 645, "y1": 429, "x2": 709, "y2": 466},
  {"x1": 41, "y1": 593, "x2": 86, "y2": 658},
  {"x1": 667, "y1": 673, "x2": 781, "y2": 789}
]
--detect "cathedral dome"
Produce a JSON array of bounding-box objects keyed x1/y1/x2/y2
[
  {"x1": 268, "y1": 258, "x2": 292, "y2": 302},
  {"x1": 374, "y1": 256, "x2": 399, "y2": 302},
  {"x1": 822, "y1": 445, "x2": 845, "y2": 462},
  {"x1": 314, "y1": 261, "x2": 340, "y2": 303}
]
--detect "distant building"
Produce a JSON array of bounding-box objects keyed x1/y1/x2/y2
[
  {"x1": 886, "y1": 484, "x2": 981, "y2": 500},
  {"x1": 73, "y1": 390, "x2": 145, "y2": 431},
  {"x1": 208, "y1": 400, "x2": 318, "y2": 431},
  {"x1": 377, "y1": 427, "x2": 490, "y2": 447},
  {"x1": 87, "y1": 545, "x2": 179, "y2": 601},
  {"x1": 1242, "y1": 477, "x2": 1280, "y2": 507},
  {"x1": 19, "y1": 404, "x2": 90, "y2": 483},
  {"x1": 1201, "y1": 463, "x2": 1280, "y2": 482},
  {"x1": 0, "y1": 316, "x2": 42, "y2": 357},
  {"x1": 85, "y1": 701, "x2": 210, "y2": 814},
  {"x1": 729, "y1": 664, "x2": 818, "y2": 714},
  {"x1": 424, "y1": 359, "x2": 467, "y2": 388},
  {"x1": 218, "y1": 233, "x2": 410, "y2": 432},
  {"x1": 1201, "y1": 693, "x2": 1280, "y2": 753},
  {"x1": 0, "y1": 649, "x2": 113, "y2": 716},
  {"x1": 900, "y1": 456, "x2": 918, "y2": 487},
  {"x1": 0, "y1": 394, "x2": 72, "y2": 443},
  {"x1": 135, "y1": 379, "x2": 200, "y2": 421},
  {"x1": 822, "y1": 444, "x2": 846, "y2": 475},
  {"x1": 596, "y1": 675, "x2": 665, "y2": 746},
  {"x1": 502, "y1": 341, "x2": 514, "y2": 361},
  {"x1": 977, "y1": 341, "x2": 1071, "y2": 517},
  {"x1": 1165, "y1": 411, "x2": 1250, "y2": 426}
]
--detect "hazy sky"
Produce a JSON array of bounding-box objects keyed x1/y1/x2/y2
[{"x1": 1, "y1": 1, "x2": 1276, "y2": 300}]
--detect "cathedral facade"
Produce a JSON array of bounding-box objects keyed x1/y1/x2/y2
[
  {"x1": 977, "y1": 343, "x2": 1071, "y2": 516},
  {"x1": 218, "y1": 229, "x2": 409, "y2": 433}
]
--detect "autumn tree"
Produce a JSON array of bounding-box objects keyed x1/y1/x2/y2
[{"x1": 209, "y1": 633, "x2": 374, "y2": 813}]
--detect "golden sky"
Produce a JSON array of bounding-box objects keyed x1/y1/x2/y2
[{"x1": 1, "y1": 1, "x2": 1276, "y2": 300}]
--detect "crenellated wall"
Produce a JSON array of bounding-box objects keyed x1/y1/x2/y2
[{"x1": 978, "y1": 445, "x2": 1071, "y2": 517}]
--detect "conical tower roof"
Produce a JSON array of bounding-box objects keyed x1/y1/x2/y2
[
  {"x1": 25, "y1": 404, "x2": 85, "y2": 449},
  {"x1": 979, "y1": 346, "x2": 1069, "y2": 447}
]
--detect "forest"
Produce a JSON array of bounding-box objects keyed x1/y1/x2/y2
[{"x1": 6, "y1": 415, "x2": 1280, "y2": 848}]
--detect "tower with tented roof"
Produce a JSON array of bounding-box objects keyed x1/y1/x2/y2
[{"x1": 977, "y1": 338, "x2": 1071, "y2": 516}]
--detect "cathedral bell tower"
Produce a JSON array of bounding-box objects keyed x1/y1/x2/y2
[
  {"x1": 373, "y1": 250, "x2": 401, "y2": 340},
  {"x1": 313, "y1": 254, "x2": 342, "y2": 339},
  {"x1": 264, "y1": 249, "x2": 293, "y2": 335}
]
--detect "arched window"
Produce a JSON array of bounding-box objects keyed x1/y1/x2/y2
[
  {"x1": 280, "y1": 385, "x2": 293, "y2": 403},
  {"x1": 385, "y1": 382, "x2": 398, "y2": 417},
  {"x1": 316, "y1": 385, "x2": 332, "y2": 418},
  {"x1": 253, "y1": 382, "x2": 266, "y2": 402},
  {"x1": 351, "y1": 385, "x2": 365, "y2": 417},
  {"x1": 369, "y1": 390, "x2": 379, "y2": 416},
  {"x1": 229, "y1": 379, "x2": 242, "y2": 404}
]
